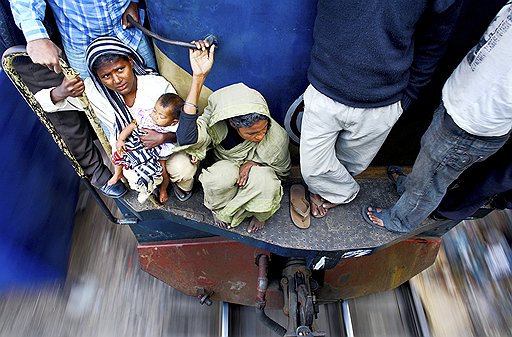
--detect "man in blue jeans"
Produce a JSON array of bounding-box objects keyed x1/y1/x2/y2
[
  {"x1": 363, "y1": 2, "x2": 512, "y2": 234},
  {"x1": 10, "y1": 0, "x2": 156, "y2": 76},
  {"x1": 432, "y1": 139, "x2": 512, "y2": 221}
]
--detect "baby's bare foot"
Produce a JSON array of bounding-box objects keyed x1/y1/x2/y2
[
  {"x1": 159, "y1": 190, "x2": 169, "y2": 204},
  {"x1": 107, "y1": 174, "x2": 122, "y2": 186}
]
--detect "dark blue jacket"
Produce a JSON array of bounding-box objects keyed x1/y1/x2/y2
[{"x1": 308, "y1": 0, "x2": 462, "y2": 110}]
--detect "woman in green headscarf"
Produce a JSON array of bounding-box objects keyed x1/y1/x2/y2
[{"x1": 180, "y1": 83, "x2": 291, "y2": 232}]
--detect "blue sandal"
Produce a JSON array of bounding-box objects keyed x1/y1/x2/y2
[
  {"x1": 361, "y1": 205, "x2": 403, "y2": 234},
  {"x1": 387, "y1": 165, "x2": 406, "y2": 186}
]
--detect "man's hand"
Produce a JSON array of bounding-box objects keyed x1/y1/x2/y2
[
  {"x1": 237, "y1": 161, "x2": 260, "y2": 188},
  {"x1": 50, "y1": 76, "x2": 85, "y2": 103},
  {"x1": 139, "y1": 129, "x2": 177, "y2": 149},
  {"x1": 122, "y1": 2, "x2": 140, "y2": 29},
  {"x1": 189, "y1": 40, "x2": 215, "y2": 78},
  {"x1": 26, "y1": 38, "x2": 62, "y2": 73}
]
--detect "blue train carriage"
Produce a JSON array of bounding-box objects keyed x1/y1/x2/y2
[{"x1": 2, "y1": 1, "x2": 468, "y2": 335}]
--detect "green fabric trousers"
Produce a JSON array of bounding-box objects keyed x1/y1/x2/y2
[{"x1": 199, "y1": 160, "x2": 283, "y2": 227}]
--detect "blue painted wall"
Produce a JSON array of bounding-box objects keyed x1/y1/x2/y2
[
  {"x1": 147, "y1": 0, "x2": 317, "y2": 124},
  {"x1": 0, "y1": 71, "x2": 79, "y2": 290}
]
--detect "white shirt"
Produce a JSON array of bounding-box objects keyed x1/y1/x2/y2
[
  {"x1": 137, "y1": 109, "x2": 179, "y2": 158},
  {"x1": 443, "y1": 3, "x2": 512, "y2": 137},
  {"x1": 35, "y1": 74, "x2": 177, "y2": 143}
]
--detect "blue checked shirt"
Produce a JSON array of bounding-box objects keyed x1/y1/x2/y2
[{"x1": 10, "y1": 0, "x2": 143, "y2": 53}]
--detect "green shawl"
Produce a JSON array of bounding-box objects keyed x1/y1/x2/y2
[{"x1": 182, "y1": 83, "x2": 291, "y2": 178}]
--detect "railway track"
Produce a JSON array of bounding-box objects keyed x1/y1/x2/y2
[
  {"x1": 224, "y1": 281, "x2": 429, "y2": 337},
  {"x1": 3, "y1": 189, "x2": 509, "y2": 337}
]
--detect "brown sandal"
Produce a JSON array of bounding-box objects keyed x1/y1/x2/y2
[{"x1": 290, "y1": 184, "x2": 311, "y2": 229}]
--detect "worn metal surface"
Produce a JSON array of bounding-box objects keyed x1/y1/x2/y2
[
  {"x1": 136, "y1": 235, "x2": 440, "y2": 307},
  {"x1": 138, "y1": 238, "x2": 284, "y2": 307},
  {"x1": 122, "y1": 177, "x2": 411, "y2": 254},
  {"x1": 318, "y1": 238, "x2": 441, "y2": 300}
]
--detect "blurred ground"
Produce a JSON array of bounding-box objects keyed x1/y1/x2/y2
[
  {"x1": 411, "y1": 210, "x2": 512, "y2": 337},
  {"x1": 0, "y1": 192, "x2": 220, "y2": 337},
  {"x1": 0, "y1": 189, "x2": 511, "y2": 337}
]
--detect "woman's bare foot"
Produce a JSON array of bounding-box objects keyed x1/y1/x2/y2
[
  {"x1": 212, "y1": 212, "x2": 229, "y2": 229},
  {"x1": 247, "y1": 217, "x2": 265, "y2": 233},
  {"x1": 107, "y1": 173, "x2": 123, "y2": 186},
  {"x1": 309, "y1": 193, "x2": 338, "y2": 218},
  {"x1": 159, "y1": 189, "x2": 169, "y2": 204}
]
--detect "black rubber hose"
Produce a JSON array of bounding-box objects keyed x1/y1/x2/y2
[
  {"x1": 255, "y1": 307, "x2": 287, "y2": 336},
  {"x1": 255, "y1": 255, "x2": 287, "y2": 336}
]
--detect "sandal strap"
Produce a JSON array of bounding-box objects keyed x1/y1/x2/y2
[
  {"x1": 291, "y1": 197, "x2": 310, "y2": 219},
  {"x1": 387, "y1": 166, "x2": 406, "y2": 185},
  {"x1": 309, "y1": 196, "x2": 324, "y2": 207}
]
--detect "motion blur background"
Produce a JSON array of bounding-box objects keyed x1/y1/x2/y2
[
  {"x1": 1, "y1": 0, "x2": 511, "y2": 335},
  {"x1": 1, "y1": 64, "x2": 511, "y2": 335},
  {"x1": 1, "y1": 175, "x2": 511, "y2": 337}
]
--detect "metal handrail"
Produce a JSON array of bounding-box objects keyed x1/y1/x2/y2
[{"x1": 1, "y1": 46, "x2": 127, "y2": 225}]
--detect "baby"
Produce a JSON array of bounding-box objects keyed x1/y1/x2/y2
[{"x1": 109, "y1": 93, "x2": 183, "y2": 203}]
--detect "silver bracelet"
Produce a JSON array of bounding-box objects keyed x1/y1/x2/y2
[{"x1": 184, "y1": 101, "x2": 199, "y2": 110}]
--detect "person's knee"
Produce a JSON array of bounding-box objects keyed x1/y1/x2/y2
[
  {"x1": 199, "y1": 160, "x2": 239, "y2": 191},
  {"x1": 246, "y1": 167, "x2": 281, "y2": 194},
  {"x1": 166, "y1": 153, "x2": 197, "y2": 180}
]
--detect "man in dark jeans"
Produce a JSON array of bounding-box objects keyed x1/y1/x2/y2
[
  {"x1": 1, "y1": 1, "x2": 125, "y2": 197},
  {"x1": 13, "y1": 58, "x2": 126, "y2": 198},
  {"x1": 363, "y1": 3, "x2": 512, "y2": 233}
]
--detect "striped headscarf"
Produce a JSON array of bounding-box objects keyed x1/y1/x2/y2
[
  {"x1": 85, "y1": 36, "x2": 162, "y2": 194},
  {"x1": 86, "y1": 36, "x2": 157, "y2": 132}
]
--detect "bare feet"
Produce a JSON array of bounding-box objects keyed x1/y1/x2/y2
[
  {"x1": 107, "y1": 173, "x2": 123, "y2": 186},
  {"x1": 366, "y1": 207, "x2": 385, "y2": 228},
  {"x1": 247, "y1": 217, "x2": 265, "y2": 233},
  {"x1": 309, "y1": 193, "x2": 339, "y2": 218},
  {"x1": 212, "y1": 212, "x2": 229, "y2": 229},
  {"x1": 159, "y1": 189, "x2": 169, "y2": 204}
]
